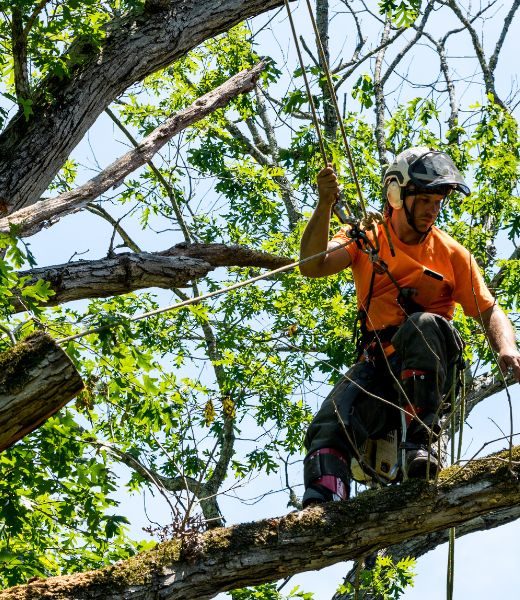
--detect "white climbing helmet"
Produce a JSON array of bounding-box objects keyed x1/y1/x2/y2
[{"x1": 384, "y1": 146, "x2": 470, "y2": 196}]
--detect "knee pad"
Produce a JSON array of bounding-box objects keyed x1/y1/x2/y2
[{"x1": 303, "y1": 448, "x2": 350, "y2": 504}]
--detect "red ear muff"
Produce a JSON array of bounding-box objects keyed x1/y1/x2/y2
[{"x1": 387, "y1": 180, "x2": 403, "y2": 209}]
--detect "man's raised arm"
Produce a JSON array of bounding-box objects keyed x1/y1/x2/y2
[{"x1": 299, "y1": 165, "x2": 352, "y2": 278}]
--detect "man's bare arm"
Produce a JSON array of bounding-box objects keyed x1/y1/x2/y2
[
  {"x1": 480, "y1": 304, "x2": 520, "y2": 382},
  {"x1": 299, "y1": 165, "x2": 352, "y2": 277}
]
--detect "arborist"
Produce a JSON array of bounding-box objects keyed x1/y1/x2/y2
[{"x1": 299, "y1": 146, "x2": 520, "y2": 507}]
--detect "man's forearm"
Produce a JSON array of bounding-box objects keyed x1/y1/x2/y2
[
  {"x1": 300, "y1": 202, "x2": 333, "y2": 260},
  {"x1": 481, "y1": 305, "x2": 520, "y2": 381}
]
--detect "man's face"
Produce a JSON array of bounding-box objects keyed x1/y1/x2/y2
[{"x1": 404, "y1": 191, "x2": 444, "y2": 232}]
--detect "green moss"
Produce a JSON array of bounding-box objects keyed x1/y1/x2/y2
[
  {"x1": 438, "y1": 445, "x2": 520, "y2": 487},
  {"x1": 0, "y1": 332, "x2": 56, "y2": 392},
  {"x1": 204, "y1": 519, "x2": 279, "y2": 554},
  {"x1": 103, "y1": 539, "x2": 182, "y2": 586}
]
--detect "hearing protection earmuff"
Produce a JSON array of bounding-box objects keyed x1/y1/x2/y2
[{"x1": 386, "y1": 180, "x2": 403, "y2": 210}]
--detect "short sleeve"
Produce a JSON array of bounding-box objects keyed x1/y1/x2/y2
[
  {"x1": 331, "y1": 226, "x2": 359, "y2": 264},
  {"x1": 451, "y1": 246, "x2": 495, "y2": 318}
]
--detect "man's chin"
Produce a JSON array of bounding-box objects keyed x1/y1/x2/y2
[{"x1": 417, "y1": 220, "x2": 434, "y2": 232}]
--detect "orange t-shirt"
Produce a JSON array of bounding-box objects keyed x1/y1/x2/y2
[{"x1": 331, "y1": 221, "x2": 496, "y2": 331}]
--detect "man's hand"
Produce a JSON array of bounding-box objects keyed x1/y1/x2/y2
[
  {"x1": 317, "y1": 164, "x2": 340, "y2": 207},
  {"x1": 498, "y1": 347, "x2": 520, "y2": 382}
]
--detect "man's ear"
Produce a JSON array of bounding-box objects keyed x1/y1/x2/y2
[{"x1": 386, "y1": 181, "x2": 403, "y2": 209}]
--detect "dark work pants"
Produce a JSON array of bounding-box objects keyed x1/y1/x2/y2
[{"x1": 304, "y1": 313, "x2": 463, "y2": 466}]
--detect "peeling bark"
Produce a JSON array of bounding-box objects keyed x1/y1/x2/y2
[
  {"x1": 1, "y1": 446, "x2": 519, "y2": 599},
  {"x1": 0, "y1": 332, "x2": 84, "y2": 452}
]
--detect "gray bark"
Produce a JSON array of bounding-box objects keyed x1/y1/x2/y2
[
  {"x1": 1, "y1": 445, "x2": 518, "y2": 599},
  {"x1": 0, "y1": 0, "x2": 286, "y2": 214},
  {"x1": 0, "y1": 332, "x2": 84, "y2": 452},
  {"x1": 12, "y1": 244, "x2": 292, "y2": 312},
  {"x1": 0, "y1": 63, "x2": 266, "y2": 238}
]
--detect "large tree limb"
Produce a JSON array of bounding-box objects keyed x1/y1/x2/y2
[
  {"x1": 0, "y1": 1, "x2": 286, "y2": 212},
  {"x1": 334, "y1": 504, "x2": 520, "y2": 599},
  {"x1": 0, "y1": 332, "x2": 83, "y2": 452},
  {"x1": 1, "y1": 446, "x2": 519, "y2": 599},
  {"x1": 0, "y1": 63, "x2": 266, "y2": 237},
  {"x1": 12, "y1": 244, "x2": 292, "y2": 312}
]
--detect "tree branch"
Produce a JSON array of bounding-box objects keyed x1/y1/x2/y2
[
  {"x1": 420, "y1": 31, "x2": 459, "y2": 132},
  {"x1": 0, "y1": 332, "x2": 83, "y2": 452},
  {"x1": 0, "y1": 0, "x2": 286, "y2": 212},
  {"x1": 104, "y1": 107, "x2": 193, "y2": 243},
  {"x1": 12, "y1": 243, "x2": 292, "y2": 312},
  {"x1": 380, "y1": 2, "x2": 433, "y2": 86},
  {"x1": 86, "y1": 203, "x2": 142, "y2": 253},
  {"x1": 446, "y1": 0, "x2": 505, "y2": 108},
  {"x1": 10, "y1": 6, "x2": 31, "y2": 103},
  {"x1": 0, "y1": 63, "x2": 266, "y2": 237},
  {"x1": 333, "y1": 29, "x2": 405, "y2": 90},
  {"x1": 254, "y1": 87, "x2": 301, "y2": 227},
  {"x1": 488, "y1": 0, "x2": 520, "y2": 74},
  {"x1": 373, "y1": 18, "x2": 391, "y2": 166},
  {"x1": 333, "y1": 504, "x2": 520, "y2": 599},
  {"x1": 2, "y1": 446, "x2": 519, "y2": 599}
]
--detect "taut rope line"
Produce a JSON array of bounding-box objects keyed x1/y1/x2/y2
[
  {"x1": 282, "y1": 0, "x2": 354, "y2": 220},
  {"x1": 302, "y1": 0, "x2": 367, "y2": 219},
  {"x1": 56, "y1": 241, "x2": 352, "y2": 345}
]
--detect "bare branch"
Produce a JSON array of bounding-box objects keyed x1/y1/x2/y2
[
  {"x1": 105, "y1": 107, "x2": 193, "y2": 243},
  {"x1": 445, "y1": 0, "x2": 505, "y2": 107},
  {"x1": 86, "y1": 203, "x2": 142, "y2": 253},
  {"x1": 419, "y1": 31, "x2": 458, "y2": 131},
  {"x1": 488, "y1": 0, "x2": 520, "y2": 74},
  {"x1": 333, "y1": 29, "x2": 406, "y2": 88},
  {"x1": 0, "y1": 63, "x2": 266, "y2": 238},
  {"x1": 255, "y1": 87, "x2": 301, "y2": 227},
  {"x1": 380, "y1": 2, "x2": 434, "y2": 86},
  {"x1": 373, "y1": 18, "x2": 391, "y2": 166}
]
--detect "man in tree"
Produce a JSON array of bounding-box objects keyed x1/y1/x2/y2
[{"x1": 299, "y1": 146, "x2": 520, "y2": 507}]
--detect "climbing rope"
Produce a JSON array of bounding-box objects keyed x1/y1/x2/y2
[
  {"x1": 283, "y1": 0, "x2": 395, "y2": 261},
  {"x1": 302, "y1": 0, "x2": 367, "y2": 219},
  {"x1": 282, "y1": 0, "x2": 353, "y2": 221}
]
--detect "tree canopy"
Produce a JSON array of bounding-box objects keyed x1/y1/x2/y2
[{"x1": 0, "y1": 0, "x2": 518, "y2": 598}]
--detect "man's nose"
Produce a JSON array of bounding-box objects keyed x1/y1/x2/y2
[{"x1": 427, "y1": 201, "x2": 442, "y2": 214}]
